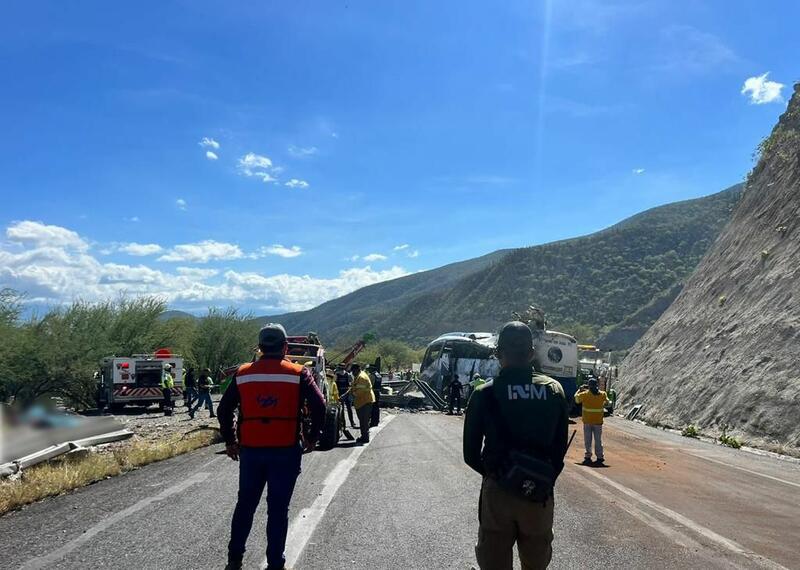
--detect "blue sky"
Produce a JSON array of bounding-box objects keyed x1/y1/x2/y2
[{"x1": 0, "y1": 1, "x2": 796, "y2": 314}]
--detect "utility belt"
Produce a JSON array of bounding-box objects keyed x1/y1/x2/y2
[{"x1": 492, "y1": 449, "x2": 556, "y2": 503}]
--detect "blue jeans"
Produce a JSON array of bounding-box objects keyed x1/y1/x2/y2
[
  {"x1": 228, "y1": 445, "x2": 302, "y2": 568},
  {"x1": 184, "y1": 386, "x2": 198, "y2": 407},
  {"x1": 191, "y1": 392, "x2": 213, "y2": 414}
]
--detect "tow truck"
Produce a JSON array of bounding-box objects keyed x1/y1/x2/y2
[
  {"x1": 96, "y1": 349, "x2": 184, "y2": 412},
  {"x1": 217, "y1": 334, "x2": 370, "y2": 449}
]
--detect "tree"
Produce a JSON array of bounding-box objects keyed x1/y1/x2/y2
[{"x1": 189, "y1": 308, "x2": 258, "y2": 378}]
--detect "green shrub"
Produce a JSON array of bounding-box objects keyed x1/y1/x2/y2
[
  {"x1": 681, "y1": 424, "x2": 700, "y2": 438},
  {"x1": 719, "y1": 425, "x2": 742, "y2": 449}
]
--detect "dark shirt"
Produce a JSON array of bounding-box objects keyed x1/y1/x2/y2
[
  {"x1": 450, "y1": 381, "x2": 463, "y2": 397},
  {"x1": 370, "y1": 373, "x2": 383, "y2": 395},
  {"x1": 463, "y1": 366, "x2": 569, "y2": 479},
  {"x1": 217, "y1": 359, "x2": 325, "y2": 447},
  {"x1": 197, "y1": 375, "x2": 212, "y2": 393},
  {"x1": 335, "y1": 371, "x2": 352, "y2": 395},
  {"x1": 185, "y1": 370, "x2": 196, "y2": 388}
]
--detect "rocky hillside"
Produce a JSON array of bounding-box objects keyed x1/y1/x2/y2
[
  {"x1": 617, "y1": 84, "x2": 800, "y2": 451},
  {"x1": 267, "y1": 185, "x2": 742, "y2": 347}
]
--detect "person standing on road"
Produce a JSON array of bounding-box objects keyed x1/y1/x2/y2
[
  {"x1": 368, "y1": 364, "x2": 383, "y2": 427},
  {"x1": 335, "y1": 364, "x2": 357, "y2": 429},
  {"x1": 463, "y1": 321, "x2": 569, "y2": 570},
  {"x1": 189, "y1": 368, "x2": 215, "y2": 419},
  {"x1": 468, "y1": 373, "x2": 486, "y2": 402},
  {"x1": 161, "y1": 364, "x2": 175, "y2": 416},
  {"x1": 184, "y1": 367, "x2": 197, "y2": 409},
  {"x1": 574, "y1": 377, "x2": 610, "y2": 466},
  {"x1": 217, "y1": 324, "x2": 325, "y2": 570},
  {"x1": 448, "y1": 374, "x2": 464, "y2": 415},
  {"x1": 344, "y1": 363, "x2": 375, "y2": 444}
]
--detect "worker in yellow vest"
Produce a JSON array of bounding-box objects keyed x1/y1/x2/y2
[
  {"x1": 161, "y1": 364, "x2": 175, "y2": 416},
  {"x1": 342, "y1": 363, "x2": 375, "y2": 444},
  {"x1": 574, "y1": 377, "x2": 610, "y2": 466}
]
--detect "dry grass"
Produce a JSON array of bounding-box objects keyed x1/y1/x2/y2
[{"x1": 0, "y1": 428, "x2": 221, "y2": 516}]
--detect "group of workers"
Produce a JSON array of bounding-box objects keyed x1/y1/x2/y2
[
  {"x1": 445, "y1": 372, "x2": 487, "y2": 415},
  {"x1": 159, "y1": 364, "x2": 216, "y2": 418},
  {"x1": 333, "y1": 361, "x2": 380, "y2": 444},
  {"x1": 209, "y1": 321, "x2": 611, "y2": 570}
]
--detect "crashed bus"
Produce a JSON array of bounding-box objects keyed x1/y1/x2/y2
[{"x1": 419, "y1": 327, "x2": 579, "y2": 405}]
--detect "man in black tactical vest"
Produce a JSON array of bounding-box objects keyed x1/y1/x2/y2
[{"x1": 463, "y1": 321, "x2": 569, "y2": 569}]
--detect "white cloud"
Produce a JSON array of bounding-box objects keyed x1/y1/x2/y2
[
  {"x1": 0, "y1": 221, "x2": 409, "y2": 313},
  {"x1": 239, "y1": 152, "x2": 272, "y2": 171},
  {"x1": 238, "y1": 152, "x2": 280, "y2": 183},
  {"x1": 363, "y1": 253, "x2": 387, "y2": 262},
  {"x1": 255, "y1": 172, "x2": 278, "y2": 183},
  {"x1": 7, "y1": 220, "x2": 89, "y2": 251},
  {"x1": 741, "y1": 73, "x2": 785, "y2": 105},
  {"x1": 288, "y1": 145, "x2": 318, "y2": 158},
  {"x1": 119, "y1": 243, "x2": 164, "y2": 256},
  {"x1": 176, "y1": 267, "x2": 219, "y2": 279},
  {"x1": 223, "y1": 265, "x2": 409, "y2": 312},
  {"x1": 349, "y1": 255, "x2": 360, "y2": 262},
  {"x1": 632, "y1": 168, "x2": 645, "y2": 175},
  {"x1": 158, "y1": 240, "x2": 244, "y2": 263},
  {"x1": 257, "y1": 245, "x2": 303, "y2": 259},
  {"x1": 407, "y1": 250, "x2": 420, "y2": 258},
  {"x1": 124, "y1": 216, "x2": 140, "y2": 223},
  {"x1": 205, "y1": 151, "x2": 218, "y2": 161},
  {"x1": 285, "y1": 179, "x2": 309, "y2": 189},
  {"x1": 393, "y1": 244, "x2": 410, "y2": 251},
  {"x1": 199, "y1": 137, "x2": 220, "y2": 150},
  {"x1": 176, "y1": 198, "x2": 187, "y2": 211}
]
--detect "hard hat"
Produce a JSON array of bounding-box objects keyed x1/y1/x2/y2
[{"x1": 304, "y1": 361, "x2": 314, "y2": 367}]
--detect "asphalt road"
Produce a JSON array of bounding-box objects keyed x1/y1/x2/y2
[{"x1": 2, "y1": 412, "x2": 799, "y2": 570}]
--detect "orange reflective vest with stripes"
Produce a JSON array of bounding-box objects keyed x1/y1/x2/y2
[{"x1": 236, "y1": 358, "x2": 304, "y2": 447}]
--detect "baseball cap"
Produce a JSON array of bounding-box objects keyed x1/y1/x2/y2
[
  {"x1": 497, "y1": 321, "x2": 534, "y2": 353},
  {"x1": 258, "y1": 323, "x2": 287, "y2": 349}
]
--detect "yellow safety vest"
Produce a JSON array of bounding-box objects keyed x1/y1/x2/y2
[
  {"x1": 161, "y1": 373, "x2": 175, "y2": 389},
  {"x1": 575, "y1": 390, "x2": 608, "y2": 425}
]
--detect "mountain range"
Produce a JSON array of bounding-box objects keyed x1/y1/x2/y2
[{"x1": 262, "y1": 184, "x2": 743, "y2": 348}]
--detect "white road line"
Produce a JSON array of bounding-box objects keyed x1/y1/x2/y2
[
  {"x1": 277, "y1": 415, "x2": 396, "y2": 569},
  {"x1": 19, "y1": 471, "x2": 211, "y2": 570},
  {"x1": 565, "y1": 469, "x2": 704, "y2": 551},
  {"x1": 577, "y1": 466, "x2": 790, "y2": 570},
  {"x1": 683, "y1": 451, "x2": 800, "y2": 490}
]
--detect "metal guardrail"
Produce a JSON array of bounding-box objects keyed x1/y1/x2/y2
[{"x1": 0, "y1": 429, "x2": 133, "y2": 479}]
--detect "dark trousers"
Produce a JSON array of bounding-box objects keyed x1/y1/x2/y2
[
  {"x1": 162, "y1": 388, "x2": 172, "y2": 408},
  {"x1": 342, "y1": 393, "x2": 356, "y2": 427},
  {"x1": 228, "y1": 445, "x2": 302, "y2": 568},
  {"x1": 356, "y1": 404, "x2": 373, "y2": 442},
  {"x1": 449, "y1": 394, "x2": 462, "y2": 414}
]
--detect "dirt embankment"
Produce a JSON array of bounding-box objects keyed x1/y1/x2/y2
[{"x1": 617, "y1": 84, "x2": 800, "y2": 453}]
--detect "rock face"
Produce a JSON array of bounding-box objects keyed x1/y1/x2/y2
[{"x1": 617, "y1": 84, "x2": 800, "y2": 450}]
